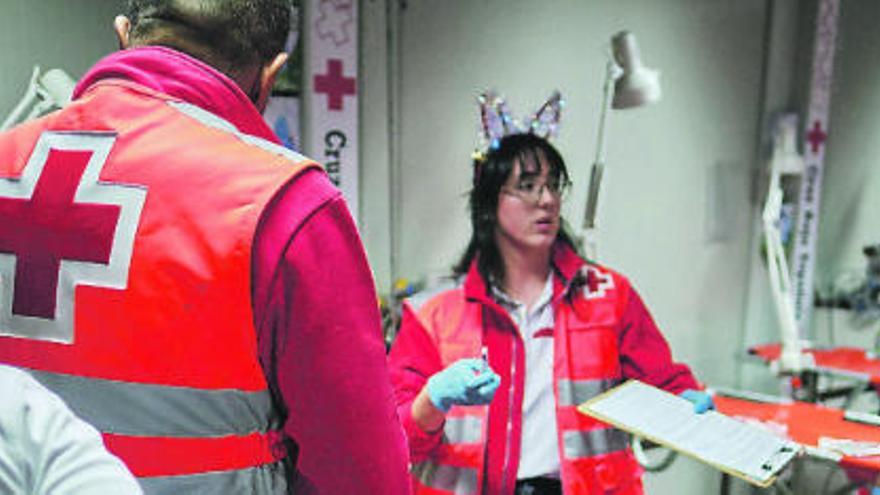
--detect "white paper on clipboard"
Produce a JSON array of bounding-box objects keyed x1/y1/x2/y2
[{"x1": 578, "y1": 380, "x2": 801, "y2": 487}]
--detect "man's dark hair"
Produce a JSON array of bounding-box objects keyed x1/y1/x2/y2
[
  {"x1": 453, "y1": 133, "x2": 577, "y2": 285},
  {"x1": 125, "y1": 0, "x2": 291, "y2": 77}
]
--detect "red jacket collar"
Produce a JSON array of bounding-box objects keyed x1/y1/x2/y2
[{"x1": 73, "y1": 46, "x2": 280, "y2": 144}]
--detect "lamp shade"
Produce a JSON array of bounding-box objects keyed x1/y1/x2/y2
[{"x1": 611, "y1": 31, "x2": 661, "y2": 109}]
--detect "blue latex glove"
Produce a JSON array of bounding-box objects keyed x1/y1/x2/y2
[
  {"x1": 426, "y1": 358, "x2": 501, "y2": 412},
  {"x1": 680, "y1": 389, "x2": 715, "y2": 414},
  {"x1": 872, "y1": 487, "x2": 880, "y2": 495}
]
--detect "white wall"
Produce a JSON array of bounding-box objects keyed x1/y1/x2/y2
[
  {"x1": 0, "y1": 1, "x2": 121, "y2": 115},
  {"x1": 360, "y1": 0, "x2": 395, "y2": 292},
  {"x1": 359, "y1": 1, "x2": 772, "y2": 493}
]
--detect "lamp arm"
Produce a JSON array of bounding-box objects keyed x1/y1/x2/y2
[
  {"x1": 1, "y1": 67, "x2": 41, "y2": 132},
  {"x1": 581, "y1": 60, "x2": 617, "y2": 236},
  {"x1": 594, "y1": 59, "x2": 617, "y2": 170},
  {"x1": 1, "y1": 67, "x2": 75, "y2": 132}
]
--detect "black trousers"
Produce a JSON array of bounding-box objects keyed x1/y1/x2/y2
[{"x1": 514, "y1": 476, "x2": 562, "y2": 495}]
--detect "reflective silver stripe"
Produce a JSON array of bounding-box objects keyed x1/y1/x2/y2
[
  {"x1": 139, "y1": 464, "x2": 286, "y2": 495},
  {"x1": 562, "y1": 428, "x2": 630, "y2": 460},
  {"x1": 406, "y1": 276, "x2": 464, "y2": 312},
  {"x1": 557, "y1": 378, "x2": 619, "y2": 407},
  {"x1": 166, "y1": 101, "x2": 310, "y2": 165},
  {"x1": 412, "y1": 461, "x2": 478, "y2": 495},
  {"x1": 444, "y1": 415, "x2": 482, "y2": 444},
  {"x1": 28, "y1": 369, "x2": 276, "y2": 437}
]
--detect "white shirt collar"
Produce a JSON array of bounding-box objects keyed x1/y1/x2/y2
[{"x1": 491, "y1": 272, "x2": 554, "y2": 315}]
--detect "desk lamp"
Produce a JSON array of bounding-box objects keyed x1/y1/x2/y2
[{"x1": 581, "y1": 31, "x2": 661, "y2": 256}]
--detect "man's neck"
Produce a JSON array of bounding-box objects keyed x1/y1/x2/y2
[{"x1": 73, "y1": 46, "x2": 278, "y2": 145}]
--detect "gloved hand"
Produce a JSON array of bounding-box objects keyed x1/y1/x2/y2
[
  {"x1": 426, "y1": 358, "x2": 501, "y2": 413},
  {"x1": 680, "y1": 389, "x2": 715, "y2": 414},
  {"x1": 872, "y1": 486, "x2": 880, "y2": 495}
]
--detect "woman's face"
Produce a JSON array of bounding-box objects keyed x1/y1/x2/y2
[{"x1": 494, "y1": 153, "x2": 562, "y2": 256}]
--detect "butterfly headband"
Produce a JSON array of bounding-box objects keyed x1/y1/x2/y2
[{"x1": 474, "y1": 89, "x2": 564, "y2": 162}]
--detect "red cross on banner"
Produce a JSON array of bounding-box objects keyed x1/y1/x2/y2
[
  {"x1": 0, "y1": 132, "x2": 146, "y2": 344},
  {"x1": 806, "y1": 120, "x2": 827, "y2": 154},
  {"x1": 306, "y1": 0, "x2": 359, "y2": 222},
  {"x1": 313, "y1": 59, "x2": 356, "y2": 111}
]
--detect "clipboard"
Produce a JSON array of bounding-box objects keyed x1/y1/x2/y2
[{"x1": 577, "y1": 380, "x2": 801, "y2": 487}]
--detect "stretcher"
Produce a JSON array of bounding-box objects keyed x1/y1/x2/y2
[
  {"x1": 715, "y1": 389, "x2": 880, "y2": 492},
  {"x1": 747, "y1": 343, "x2": 880, "y2": 407},
  {"x1": 750, "y1": 343, "x2": 880, "y2": 384}
]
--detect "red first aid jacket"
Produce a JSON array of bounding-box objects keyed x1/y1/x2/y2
[
  {"x1": 389, "y1": 242, "x2": 699, "y2": 495},
  {"x1": 0, "y1": 77, "x2": 318, "y2": 493}
]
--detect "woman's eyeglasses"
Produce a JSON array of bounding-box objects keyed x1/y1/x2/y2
[{"x1": 502, "y1": 177, "x2": 571, "y2": 204}]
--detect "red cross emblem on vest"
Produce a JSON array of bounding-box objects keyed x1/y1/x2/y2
[
  {"x1": 581, "y1": 265, "x2": 614, "y2": 300},
  {"x1": 0, "y1": 132, "x2": 146, "y2": 344}
]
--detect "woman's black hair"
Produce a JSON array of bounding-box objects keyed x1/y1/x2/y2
[{"x1": 452, "y1": 133, "x2": 577, "y2": 285}]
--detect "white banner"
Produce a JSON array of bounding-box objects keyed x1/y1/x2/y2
[
  {"x1": 791, "y1": 0, "x2": 839, "y2": 338},
  {"x1": 305, "y1": 0, "x2": 359, "y2": 221}
]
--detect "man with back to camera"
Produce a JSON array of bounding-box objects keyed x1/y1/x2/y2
[{"x1": 0, "y1": 1, "x2": 411, "y2": 493}]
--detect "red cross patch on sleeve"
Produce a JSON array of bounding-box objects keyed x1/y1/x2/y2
[{"x1": 581, "y1": 265, "x2": 615, "y2": 300}]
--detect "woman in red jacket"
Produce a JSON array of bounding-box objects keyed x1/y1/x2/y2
[{"x1": 388, "y1": 95, "x2": 712, "y2": 495}]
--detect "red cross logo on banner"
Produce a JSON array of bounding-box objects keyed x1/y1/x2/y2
[
  {"x1": 806, "y1": 120, "x2": 827, "y2": 154},
  {"x1": 0, "y1": 132, "x2": 146, "y2": 344},
  {"x1": 315, "y1": 0, "x2": 354, "y2": 47},
  {"x1": 313, "y1": 59, "x2": 356, "y2": 111}
]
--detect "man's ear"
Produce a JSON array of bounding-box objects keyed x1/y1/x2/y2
[
  {"x1": 114, "y1": 15, "x2": 132, "y2": 49},
  {"x1": 255, "y1": 52, "x2": 289, "y2": 111}
]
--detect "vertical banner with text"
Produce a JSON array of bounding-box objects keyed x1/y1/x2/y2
[
  {"x1": 791, "y1": 0, "x2": 839, "y2": 338},
  {"x1": 305, "y1": 0, "x2": 359, "y2": 221}
]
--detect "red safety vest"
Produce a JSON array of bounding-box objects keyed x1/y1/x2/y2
[
  {"x1": 408, "y1": 263, "x2": 643, "y2": 495},
  {"x1": 408, "y1": 284, "x2": 489, "y2": 495},
  {"x1": 0, "y1": 80, "x2": 319, "y2": 492}
]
